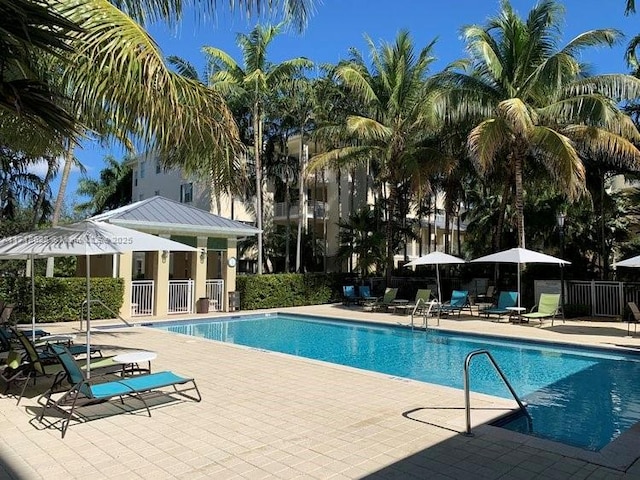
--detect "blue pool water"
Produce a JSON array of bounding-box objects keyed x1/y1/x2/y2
[{"x1": 153, "y1": 313, "x2": 640, "y2": 451}]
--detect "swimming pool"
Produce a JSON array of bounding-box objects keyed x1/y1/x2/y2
[{"x1": 152, "y1": 313, "x2": 640, "y2": 451}]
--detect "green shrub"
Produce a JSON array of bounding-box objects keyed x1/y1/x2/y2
[
  {"x1": 0, "y1": 277, "x2": 124, "y2": 323},
  {"x1": 236, "y1": 273, "x2": 343, "y2": 309}
]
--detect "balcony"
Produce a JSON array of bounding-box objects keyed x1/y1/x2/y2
[{"x1": 273, "y1": 201, "x2": 328, "y2": 221}]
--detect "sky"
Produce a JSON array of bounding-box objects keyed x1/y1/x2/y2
[{"x1": 57, "y1": 0, "x2": 639, "y2": 209}]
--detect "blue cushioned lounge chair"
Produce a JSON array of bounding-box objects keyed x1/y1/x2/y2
[
  {"x1": 480, "y1": 291, "x2": 519, "y2": 320},
  {"x1": 39, "y1": 344, "x2": 202, "y2": 438},
  {"x1": 439, "y1": 290, "x2": 470, "y2": 317},
  {"x1": 342, "y1": 285, "x2": 359, "y2": 305}
]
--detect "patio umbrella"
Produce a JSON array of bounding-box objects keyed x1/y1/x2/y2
[
  {"x1": 614, "y1": 255, "x2": 640, "y2": 268},
  {"x1": 405, "y1": 252, "x2": 466, "y2": 303},
  {"x1": 470, "y1": 247, "x2": 570, "y2": 309},
  {"x1": 0, "y1": 220, "x2": 197, "y2": 376}
]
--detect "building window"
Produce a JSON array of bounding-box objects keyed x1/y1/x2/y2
[
  {"x1": 140, "y1": 160, "x2": 146, "y2": 179},
  {"x1": 154, "y1": 190, "x2": 160, "y2": 196},
  {"x1": 180, "y1": 183, "x2": 193, "y2": 203},
  {"x1": 155, "y1": 160, "x2": 161, "y2": 174},
  {"x1": 133, "y1": 169, "x2": 138, "y2": 186}
]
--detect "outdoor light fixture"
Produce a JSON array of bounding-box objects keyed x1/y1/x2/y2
[
  {"x1": 200, "y1": 248, "x2": 207, "y2": 263},
  {"x1": 161, "y1": 250, "x2": 169, "y2": 263},
  {"x1": 556, "y1": 212, "x2": 566, "y2": 229}
]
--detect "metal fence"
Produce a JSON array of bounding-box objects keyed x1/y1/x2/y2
[
  {"x1": 567, "y1": 281, "x2": 640, "y2": 317},
  {"x1": 131, "y1": 280, "x2": 154, "y2": 317},
  {"x1": 205, "y1": 279, "x2": 224, "y2": 312},
  {"x1": 168, "y1": 279, "x2": 194, "y2": 314}
]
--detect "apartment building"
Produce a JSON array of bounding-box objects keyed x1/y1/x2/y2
[{"x1": 128, "y1": 142, "x2": 465, "y2": 272}]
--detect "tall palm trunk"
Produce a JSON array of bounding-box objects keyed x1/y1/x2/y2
[
  {"x1": 284, "y1": 158, "x2": 291, "y2": 272},
  {"x1": 46, "y1": 144, "x2": 74, "y2": 276},
  {"x1": 296, "y1": 137, "x2": 305, "y2": 272},
  {"x1": 31, "y1": 157, "x2": 57, "y2": 229},
  {"x1": 386, "y1": 183, "x2": 397, "y2": 284},
  {"x1": 253, "y1": 101, "x2": 263, "y2": 274},
  {"x1": 512, "y1": 152, "x2": 526, "y2": 248}
]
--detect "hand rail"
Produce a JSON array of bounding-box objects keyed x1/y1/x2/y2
[
  {"x1": 410, "y1": 299, "x2": 440, "y2": 330},
  {"x1": 463, "y1": 349, "x2": 531, "y2": 435},
  {"x1": 80, "y1": 299, "x2": 132, "y2": 330}
]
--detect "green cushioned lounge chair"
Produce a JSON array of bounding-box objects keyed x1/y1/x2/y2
[
  {"x1": 39, "y1": 344, "x2": 202, "y2": 438},
  {"x1": 9, "y1": 328, "x2": 116, "y2": 405},
  {"x1": 521, "y1": 293, "x2": 561, "y2": 326},
  {"x1": 373, "y1": 288, "x2": 398, "y2": 312}
]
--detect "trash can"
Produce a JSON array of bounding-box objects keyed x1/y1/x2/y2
[
  {"x1": 228, "y1": 291, "x2": 240, "y2": 311},
  {"x1": 196, "y1": 297, "x2": 209, "y2": 314}
]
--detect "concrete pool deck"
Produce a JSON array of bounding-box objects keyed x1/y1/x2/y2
[{"x1": 2, "y1": 304, "x2": 640, "y2": 479}]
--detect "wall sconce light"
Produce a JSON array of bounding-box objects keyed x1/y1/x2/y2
[
  {"x1": 161, "y1": 250, "x2": 169, "y2": 263},
  {"x1": 200, "y1": 248, "x2": 207, "y2": 263}
]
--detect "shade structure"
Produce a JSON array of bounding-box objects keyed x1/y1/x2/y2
[
  {"x1": 614, "y1": 255, "x2": 640, "y2": 268},
  {"x1": 0, "y1": 220, "x2": 197, "y2": 376},
  {"x1": 470, "y1": 247, "x2": 570, "y2": 309},
  {"x1": 405, "y1": 252, "x2": 466, "y2": 303}
]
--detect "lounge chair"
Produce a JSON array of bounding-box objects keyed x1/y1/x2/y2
[
  {"x1": 358, "y1": 285, "x2": 373, "y2": 301},
  {"x1": 39, "y1": 344, "x2": 202, "y2": 438},
  {"x1": 342, "y1": 285, "x2": 359, "y2": 306},
  {"x1": 439, "y1": 290, "x2": 471, "y2": 317},
  {"x1": 480, "y1": 291, "x2": 519, "y2": 320},
  {"x1": 8, "y1": 328, "x2": 115, "y2": 405},
  {"x1": 372, "y1": 287, "x2": 398, "y2": 311},
  {"x1": 626, "y1": 302, "x2": 640, "y2": 336},
  {"x1": 475, "y1": 285, "x2": 496, "y2": 304},
  {"x1": 0, "y1": 303, "x2": 15, "y2": 324},
  {"x1": 521, "y1": 293, "x2": 561, "y2": 326}
]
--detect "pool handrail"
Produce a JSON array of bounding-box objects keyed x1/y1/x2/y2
[{"x1": 463, "y1": 349, "x2": 531, "y2": 436}]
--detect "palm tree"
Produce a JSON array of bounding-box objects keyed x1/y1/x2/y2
[
  {"x1": 309, "y1": 31, "x2": 446, "y2": 282},
  {"x1": 437, "y1": 0, "x2": 640, "y2": 248},
  {"x1": 74, "y1": 156, "x2": 132, "y2": 216},
  {"x1": 202, "y1": 23, "x2": 312, "y2": 274}
]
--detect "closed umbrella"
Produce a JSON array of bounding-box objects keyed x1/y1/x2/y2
[
  {"x1": 0, "y1": 220, "x2": 197, "y2": 376},
  {"x1": 405, "y1": 252, "x2": 466, "y2": 303},
  {"x1": 470, "y1": 247, "x2": 570, "y2": 309}
]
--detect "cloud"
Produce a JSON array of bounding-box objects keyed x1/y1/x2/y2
[{"x1": 26, "y1": 157, "x2": 85, "y2": 179}]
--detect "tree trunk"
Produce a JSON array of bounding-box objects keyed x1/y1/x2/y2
[
  {"x1": 385, "y1": 183, "x2": 397, "y2": 284},
  {"x1": 285, "y1": 163, "x2": 291, "y2": 273},
  {"x1": 253, "y1": 102, "x2": 263, "y2": 274},
  {"x1": 47, "y1": 144, "x2": 74, "y2": 276},
  {"x1": 296, "y1": 137, "x2": 306, "y2": 272},
  {"x1": 513, "y1": 152, "x2": 526, "y2": 248},
  {"x1": 31, "y1": 157, "x2": 56, "y2": 229}
]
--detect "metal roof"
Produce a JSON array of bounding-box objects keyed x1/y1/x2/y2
[{"x1": 90, "y1": 196, "x2": 260, "y2": 238}]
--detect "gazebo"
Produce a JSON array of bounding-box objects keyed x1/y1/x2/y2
[{"x1": 86, "y1": 196, "x2": 259, "y2": 317}]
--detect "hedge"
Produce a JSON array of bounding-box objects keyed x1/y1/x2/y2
[
  {"x1": 236, "y1": 273, "x2": 344, "y2": 310},
  {"x1": 0, "y1": 277, "x2": 124, "y2": 323}
]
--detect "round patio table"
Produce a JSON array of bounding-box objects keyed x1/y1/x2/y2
[{"x1": 113, "y1": 351, "x2": 157, "y2": 375}]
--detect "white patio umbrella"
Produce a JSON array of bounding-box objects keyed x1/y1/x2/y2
[
  {"x1": 405, "y1": 251, "x2": 466, "y2": 303},
  {"x1": 614, "y1": 255, "x2": 640, "y2": 268},
  {"x1": 0, "y1": 220, "x2": 197, "y2": 376},
  {"x1": 470, "y1": 247, "x2": 570, "y2": 309}
]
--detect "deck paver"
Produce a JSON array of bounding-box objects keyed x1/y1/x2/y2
[{"x1": 1, "y1": 304, "x2": 640, "y2": 478}]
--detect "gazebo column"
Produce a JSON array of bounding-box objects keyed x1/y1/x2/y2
[
  {"x1": 192, "y1": 236, "x2": 208, "y2": 306},
  {"x1": 118, "y1": 252, "x2": 133, "y2": 318},
  {"x1": 154, "y1": 248, "x2": 170, "y2": 317},
  {"x1": 225, "y1": 238, "x2": 237, "y2": 311}
]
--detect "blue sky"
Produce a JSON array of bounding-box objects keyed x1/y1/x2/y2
[{"x1": 60, "y1": 0, "x2": 638, "y2": 208}]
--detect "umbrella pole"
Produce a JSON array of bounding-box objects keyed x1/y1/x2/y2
[
  {"x1": 517, "y1": 263, "x2": 521, "y2": 309},
  {"x1": 31, "y1": 255, "x2": 36, "y2": 340},
  {"x1": 86, "y1": 254, "x2": 91, "y2": 378}
]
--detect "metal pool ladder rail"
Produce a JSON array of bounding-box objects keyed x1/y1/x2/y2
[
  {"x1": 410, "y1": 298, "x2": 439, "y2": 330},
  {"x1": 463, "y1": 349, "x2": 529, "y2": 435}
]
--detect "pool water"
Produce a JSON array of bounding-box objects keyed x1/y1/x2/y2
[{"x1": 153, "y1": 313, "x2": 640, "y2": 451}]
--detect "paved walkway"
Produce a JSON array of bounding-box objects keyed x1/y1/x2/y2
[{"x1": 1, "y1": 305, "x2": 640, "y2": 479}]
